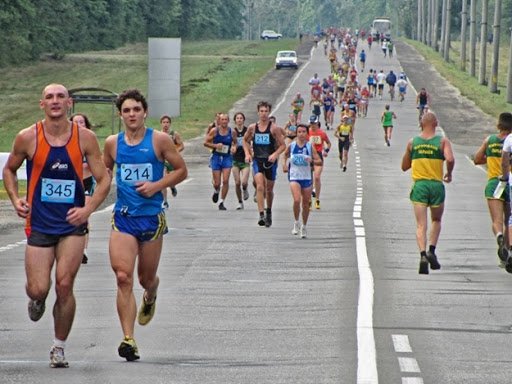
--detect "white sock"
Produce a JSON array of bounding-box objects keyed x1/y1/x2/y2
[
  {"x1": 53, "y1": 338, "x2": 66, "y2": 349},
  {"x1": 219, "y1": 199, "x2": 224, "y2": 204}
]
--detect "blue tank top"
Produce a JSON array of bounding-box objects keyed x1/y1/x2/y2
[
  {"x1": 114, "y1": 128, "x2": 164, "y2": 216},
  {"x1": 213, "y1": 127, "x2": 233, "y2": 156},
  {"x1": 26, "y1": 121, "x2": 85, "y2": 235}
]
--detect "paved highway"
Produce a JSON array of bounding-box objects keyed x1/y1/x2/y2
[{"x1": 1, "y1": 40, "x2": 511, "y2": 384}]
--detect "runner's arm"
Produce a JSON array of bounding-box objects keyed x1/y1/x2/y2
[
  {"x1": 269, "y1": 125, "x2": 285, "y2": 163},
  {"x1": 442, "y1": 138, "x2": 455, "y2": 183},
  {"x1": 173, "y1": 131, "x2": 185, "y2": 152},
  {"x1": 401, "y1": 140, "x2": 413, "y2": 172},
  {"x1": 501, "y1": 145, "x2": 512, "y2": 181},
  {"x1": 473, "y1": 137, "x2": 489, "y2": 165},
  {"x1": 243, "y1": 125, "x2": 254, "y2": 163},
  {"x1": 2, "y1": 128, "x2": 32, "y2": 218}
]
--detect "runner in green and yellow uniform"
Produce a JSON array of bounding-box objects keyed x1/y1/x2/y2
[
  {"x1": 401, "y1": 112, "x2": 454, "y2": 275},
  {"x1": 474, "y1": 113, "x2": 512, "y2": 267}
]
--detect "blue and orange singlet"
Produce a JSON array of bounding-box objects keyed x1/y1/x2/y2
[{"x1": 26, "y1": 121, "x2": 85, "y2": 236}]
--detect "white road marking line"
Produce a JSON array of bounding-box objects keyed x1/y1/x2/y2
[
  {"x1": 355, "y1": 151, "x2": 378, "y2": 384},
  {"x1": 392, "y1": 334, "x2": 413, "y2": 353},
  {"x1": 398, "y1": 357, "x2": 421, "y2": 373},
  {"x1": 402, "y1": 378, "x2": 424, "y2": 384}
]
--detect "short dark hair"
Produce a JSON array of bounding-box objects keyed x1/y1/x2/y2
[
  {"x1": 257, "y1": 101, "x2": 272, "y2": 111},
  {"x1": 160, "y1": 115, "x2": 172, "y2": 123},
  {"x1": 498, "y1": 112, "x2": 512, "y2": 131},
  {"x1": 116, "y1": 89, "x2": 148, "y2": 112}
]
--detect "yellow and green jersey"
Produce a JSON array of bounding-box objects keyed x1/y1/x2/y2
[
  {"x1": 485, "y1": 134, "x2": 504, "y2": 179},
  {"x1": 411, "y1": 135, "x2": 445, "y2": 181}
]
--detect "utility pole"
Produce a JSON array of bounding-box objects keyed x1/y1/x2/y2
[
  {"x1": 443, "y1": 0, "x2": 451, "y2": 61},
  {"x1": 469, "y1": 0, "x2": 477, "y2": 76},
  {"x1": 427, "y1": 0, "x2": 432, "y2": 46},
  {"x1": 460, "y1": 0, "x2": 467, "y2": 70},
  {"x1": 418, "y1": 0, "x2": 423, "y2": 42},
  {"x1": 440, "y1": 0, "x2": 447, "y2": 55},
  {"x1": 507, "y1": 28, "x2": 512, "y2": 103},
  {"x1": 489, "y1": 0, "x2": 501, "y2": 93},
  {"x1": 422, "y1": 0, "x2": 427, "y2": 43},
  {"x1": 479, "y1": 0, "x2": 489, "y2": 85},
  {"x1": 433, "y1": 0, "x2": 440, "y2": 50}
]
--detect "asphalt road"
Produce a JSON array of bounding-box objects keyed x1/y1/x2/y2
[{"x1": 1, "y1": 40, "x2": 511, "y2": 384}]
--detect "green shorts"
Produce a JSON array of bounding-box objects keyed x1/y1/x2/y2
[
  {"x1": 164, "y1": 161, "x2": 174, "y2": 172},
  {"x1": 410, "y1": 179, "x2": 445, "y2": 207},
  {"x1": 233, "y1": 160, "x2": 249, "y2": 169},
  {"x1": 485, "y1": 177, "x2": 510, "y2": 202}
]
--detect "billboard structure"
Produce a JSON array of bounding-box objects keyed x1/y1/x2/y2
[{"x1": 148, "y1": 38, "x2": 181, "y2": 119}]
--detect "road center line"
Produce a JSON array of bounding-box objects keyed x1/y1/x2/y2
[{"x1": 354, "y1": 146, "x2": 379, "y2": 384}]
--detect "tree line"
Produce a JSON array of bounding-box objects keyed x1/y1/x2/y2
[{"x1": 0, "y1": 0, "x2": 245, "y2": 67}]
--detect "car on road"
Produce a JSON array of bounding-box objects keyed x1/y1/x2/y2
[
  {"x1": 261, "y1": 30, "x2": 282, "y2": 40},
  {"x1": 275, "y1": 50, "x2": 298, "y2": 70}
]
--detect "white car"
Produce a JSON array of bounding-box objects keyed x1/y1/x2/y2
[
  {"x1": 275, "y1": 50, "x2": 298, "y2": 70},
  {"x1": 261, "y1": 30, "x2": 282, "y2": 40}
]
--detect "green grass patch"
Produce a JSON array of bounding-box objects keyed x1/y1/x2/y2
[
  {"x1": 404, "y1": 38, "x2": 511, "y2": 117},
  {"x1": 0, "y1": 38, "x2": 299, "y2": 152}
]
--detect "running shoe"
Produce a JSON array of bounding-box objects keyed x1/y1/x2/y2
[
  {"x1": 418, "y1": 255, "x2": 429, "y2": 274},
  {"x1": 49, "y1": 346, "x2": 69, "y2": 368},
  {"x1": 312, "y1": 189, "x2": 316, "y2": 198},
  {"x1": 315, "y1": 199, "x2": 321, "y2": 210},
  {"x1": 386, "y1": 139, "x2": 390, "y2": 147},
  {"x1": 300, "y1": 225, "x2": 307, "y2": 238},
  {"x1": 212, "y1": 191, "x2": 219, "y2": 203},
  {"x1": 505, "y1": 254, "x2": 512, "y2": 273},
  {"x1": 497, "y1": 234, "x2": 508, "y2": 262},
  {"x1": 292, "y1": 222, "x2": 300, "y2": 235},
  {"x1": 265, "y1": 211, "x2": 272, "y2": 227},
  {"x1": 258, "y1": 214, "x2": 266, "y2": 226},
  {"x1": 218, "y1": 202, "x2": 227, "y2": 211},
  {"x1": 118, "y1": 336, "x2": 140, "y2": 361},
  {"x1": 236, "y1": 202, "x2": 244, "y2": 210},
  {"x1": 426, "y1": 251, "x2": 441, "y2": 270},
  {"x1": 28, "y1": 299, "x2": 45, "y2": 322},
  {"x1": 243, "y1": 188, "x2": 249, "y2": 201},
  {"x1": 162, "y1": 201, "x2": 169, "y2": 210},
  {"x1": 253, "y1": 191, "x2": 257, "y2": 203},
  {"x1": 137, "y1": 293, "x2": 156, "y2": 325},
  {"x1": 171, "y1": 187, "x2": 178, "y2": 197},
  {"x1": 343, "y1": 166, "x2": 347, "y2": 172},
  {"x1": 82, "y1": 253, "x2": 88, "y2": 264}
]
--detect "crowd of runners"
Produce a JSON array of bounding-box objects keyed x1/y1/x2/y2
[{"x1": 4, "y1": 23, "x2": 512, "y2": 372}]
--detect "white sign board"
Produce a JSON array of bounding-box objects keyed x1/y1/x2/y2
[
  {"x1": 148, "y1": 38, "x2": 181, "y2": 119},
  {"x1": 0, "y1": 152, "x2": 27, "y2": 180}
]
